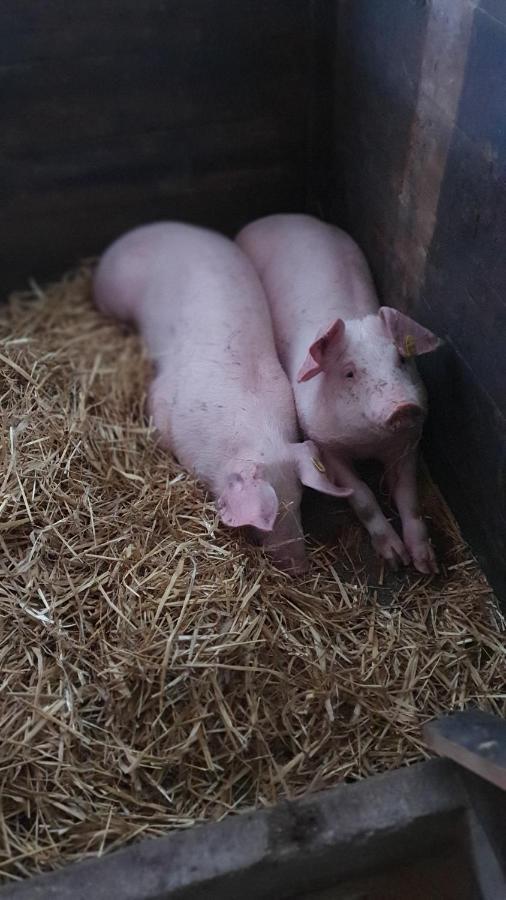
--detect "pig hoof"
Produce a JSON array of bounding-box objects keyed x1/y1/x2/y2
[
  {"x1": 410, "y1": 541, "x2": 439, "y2": 576},
  {"x1": 372, "y1": 531, "x2": 410, "y2": 570}
]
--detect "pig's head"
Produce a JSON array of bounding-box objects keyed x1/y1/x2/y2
[
  {"x1": 216, "y1": 442, "x2": 351, "y2": 572},
  {"x1": 297, "y1": 307, "x2": 441, "y2": 445}
]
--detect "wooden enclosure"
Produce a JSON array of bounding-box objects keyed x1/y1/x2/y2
[
  {"x1": 1, "y1": 1, "x2": 505, "y2": 894},
  {"x1": 2, "y1": 0, "x2": 505, "y2": 603},
  {"x1": 309, "y1": 0, "x2": 506, "y2": 603}
]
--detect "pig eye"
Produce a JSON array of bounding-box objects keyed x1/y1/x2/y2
[{"x1": 341, "y1": 362, "x2": 356, "y2": 380}]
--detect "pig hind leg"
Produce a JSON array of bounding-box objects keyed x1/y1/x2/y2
[
  {"x1": 147, "y1": 375, "x2": 175, "y2": 452},
  {"x1": 324, "y1": 455, "x2": 410, "y2": 570},
  {"x1": 385, "y1": 452, "x2": 438, "y2": 575}
]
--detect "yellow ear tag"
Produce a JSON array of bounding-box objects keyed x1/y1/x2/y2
[
  {"x1": 404, "y1": 334, "x2": 416, "y2": 357},
  {"x1": 312, "y1": 457, "x2": 326, "y2": 474}
]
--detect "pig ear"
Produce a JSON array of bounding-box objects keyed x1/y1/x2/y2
[
  {"x1": 217, "y1": 473, "x2": 278, "y2": 531},
  {"x1": 379, "y1": 307, "x2": 442, "y2": 358},
  {"x1": 297, "y1": 319, "x2": 345, "y2": 383},
  {"x1": 292, "y1": 442, "x2": 353, "y2": 498}
]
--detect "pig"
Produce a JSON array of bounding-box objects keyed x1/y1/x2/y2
[
  {"x1": 237, "y1": 214, "x2": 442, "y2": 575},
  {"x1": 93, "y1": 222, "x2": 351, "y2": 572}
]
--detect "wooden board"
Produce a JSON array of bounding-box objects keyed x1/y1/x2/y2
[
  {"x1": 1, "y1": 0, "x2": 310, "y2": 292},
  {"x1": 315, "y1": 0, "x2": 506, "y2": 603}
]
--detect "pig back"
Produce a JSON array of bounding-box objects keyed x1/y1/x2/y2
[
  {"x1": 94, "y1": 223, "x2": 297, "y2": 474},
  {"x1": 94, "y1": 223, "x2": 170, "y2": 323},
  {"x1": 94, "y1": 222, "x2": 277, "y2": 367},
  {"x1": 139, "y1": 224, "x2": 281, "y2": 375},
  {"x1": 237, "y1": 214, "x2": 379, "y2": 338}
]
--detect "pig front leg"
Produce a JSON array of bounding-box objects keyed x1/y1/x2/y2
[
  {"x1": 324, "y1": 454, "x2": 410, "y2": 569},
  {"x1": 386, "y1": 451, "x2": 438, "y2": 575}
]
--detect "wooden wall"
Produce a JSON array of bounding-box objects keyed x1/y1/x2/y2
[
  {"x1": 2, "y1": 0, "x2": 312, "y2": 292},
  {"x1": 309, "y1": 0, "x2": 506, "y2": 600}
]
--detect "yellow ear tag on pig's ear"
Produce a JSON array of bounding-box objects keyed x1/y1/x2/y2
[
  {"x1": 312, "y1": 457, "x2": 326, "y2": 474},
  {"x1": 404, "y1": 334, "x2": 417, "y2": 357}
]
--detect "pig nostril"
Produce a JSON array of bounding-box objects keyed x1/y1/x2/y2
[{"x1": 387, "y1": 404, "x2": 423, "y2": 430}]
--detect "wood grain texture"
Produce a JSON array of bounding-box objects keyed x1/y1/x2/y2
[
  {"x1": 418, "y1": 5, "x2": 506, "y2": 596},
  {"x1": 329, "y1": 0, "x2": 430, "y2": 292},
  {"x1": 424, "y1": 710, "x2": 506, "y2": 790},
  {"x1": 1, "y1": 0, "x2": 310, "y2": 291}
]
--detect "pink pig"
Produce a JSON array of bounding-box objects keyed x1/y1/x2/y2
[
  {"x1": 237, "y1": 214, "x2": 442, "y2": 574},
  {"x1": 93, "y1": 222, "x2": 351, "y2": 572}
]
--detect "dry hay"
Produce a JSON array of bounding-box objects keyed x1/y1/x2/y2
[{"x1": 0, "y1": 266, "x2": 504, "y2": 885}]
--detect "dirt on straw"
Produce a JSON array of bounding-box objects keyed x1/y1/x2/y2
[{"x1": 0, "y1": 266, "x2": 504, "y2": 884}]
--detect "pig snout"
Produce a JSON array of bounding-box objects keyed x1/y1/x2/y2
[
  {"x1": 386, "y1": 402, "x2": 425, "y2": 432},
  {"x1": 263, "y1": 531, "x2": 308, "y2": 574},
  {"x1": 272, "y1": 542, "x2": 309, "y2": 574}
]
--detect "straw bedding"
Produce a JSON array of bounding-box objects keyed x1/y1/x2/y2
[{"x1": 0, "y1": 266, "x2": 504, "y2": 883}]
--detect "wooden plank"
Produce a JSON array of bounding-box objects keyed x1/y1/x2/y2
[
  {"x1": 1, "y1": 0, "x2": 308, "y2": 64},
  {"x1": 416, "y1": 6, "x2": 506, "y2": 597},
  {"x1": 422, "y1": 128, "x2": 506, "y2": 414},
  {"x1": 424, "y1": 711, "x2": 506, "y2": 790},
  {"x1": 3, "y1": 45, "x2": 306, "y2": 154},
  {"x1": 2, "y1": 0, "x2": 304, "y2": 30},
  {"x1": 479, "y1": 0, "x2": 506, "y2": 28},
  {"x1": 0, "y1": 760, "x2": 475, "y2": 900},
  {"x1": 420, "y1": 351, "x2": 506, "y2": 600},
  {"x1": 329, "y1": 0, "x2": 430, "y2": 285},
  {"x1": 1, "y1": 0, "x2": 310, "y2": 293},
  {"x1": 3, "y1": 117, "x2": 303, "y2": 194},
  {"x1": 386, "y1": 0, "x2": 477, "y2": 314},
  {"x1": 306, "y1": 0, "x2": 339, "y2": 215},
  {"x1": 3, "y1": 165, "x2": 305, "y2": 292},
  {"x1": 316, "y1": 0, "x2": 506, "y2": 605}
]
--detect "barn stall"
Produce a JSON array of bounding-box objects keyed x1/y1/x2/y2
[{"x1": 0, "y1": 1, "x2": 505, "y2": 897}]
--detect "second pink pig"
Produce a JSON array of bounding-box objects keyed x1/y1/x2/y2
[{"x1": 237, "y1": 214, "x2": 441, "y2": 574}]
